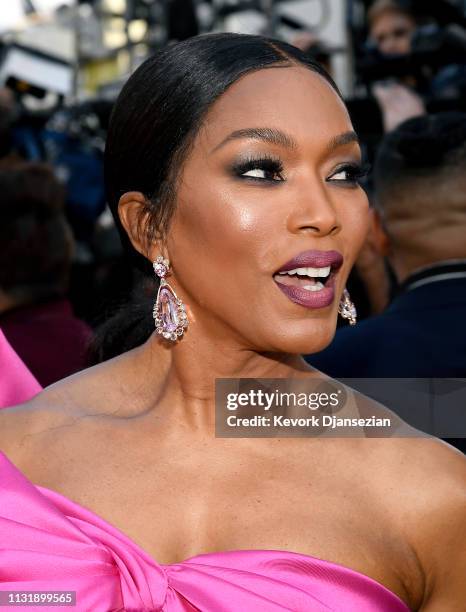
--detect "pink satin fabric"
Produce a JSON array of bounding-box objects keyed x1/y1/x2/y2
[
  {"x1": 0, "y1": 329, "x2": 41, "y2": 408},
  {"x1": 0, "y1": 451, "x2": 410, "y2": 611}
]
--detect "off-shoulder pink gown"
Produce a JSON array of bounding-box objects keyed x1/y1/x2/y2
[
  {"x1": 0, "y1": 329, "x2": 41, "y2": 408},
  {"x1": 0, "y1": 451, "x2": 410, "y2": 611}
]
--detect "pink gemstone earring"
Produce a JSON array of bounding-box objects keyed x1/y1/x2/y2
[
  {"x1": 338, "y1": 287, "x2": 357, "y2": 325},
  {"x1": 152, "y1": 255, "x2": 189, "y2": 341}
]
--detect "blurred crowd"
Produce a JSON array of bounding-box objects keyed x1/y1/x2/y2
[{"x1": 0, "y1": 0, "x2": 465, "y2": 448}]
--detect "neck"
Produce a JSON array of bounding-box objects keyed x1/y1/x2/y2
[
  {"x1": 385, "y1": 219, "x2": 466, "y2": 284},
  {"x1": 390, "y1": 254, "x2": 466, "y2": 285},
  {"x1": 134, "y1": 321, "x2": 315, "y2": 435}
]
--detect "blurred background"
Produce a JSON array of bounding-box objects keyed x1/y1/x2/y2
[{"x1": 1, "y1": 0, "x2": 465, "y2": 395}]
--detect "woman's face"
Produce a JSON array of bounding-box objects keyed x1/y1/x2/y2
[
  {"x1": 370, "y1": 11, "x2": 416, "y2": 56},
  {"x1": 164, "y1": 66, "x2": 369, "y2": 354}
]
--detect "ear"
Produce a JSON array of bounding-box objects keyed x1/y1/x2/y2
[
  {"x1": 118, "y1": 191, "x2": 163, "y2": 262},
  {"x1": 370, "y1": 207, "x2": 390, "y2": 257}
]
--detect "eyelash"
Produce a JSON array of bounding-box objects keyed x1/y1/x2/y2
[
  {"x1": 232, "y1": 156, "x2": 370, "y2": 186},
  {"x1": 329, "y1": 162, "x2": 371, "y2": 185},
  {"x1": 232, "y1": 154, "x2": 285, "y2": 182}
]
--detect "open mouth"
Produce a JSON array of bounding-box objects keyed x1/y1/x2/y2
[{"x1": 273, "y1": 265, "x2": 335, "y2": 292}]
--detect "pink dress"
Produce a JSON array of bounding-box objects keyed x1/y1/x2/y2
[
  {"x1": 0, "y1": 451, "x2": 410, "y2": 611},
  {"x1": 0, "y1": 330, "x2": 41, "y2": 408}
]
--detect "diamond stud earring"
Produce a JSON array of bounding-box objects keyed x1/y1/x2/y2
[
  {"x1": 338, "y1": 287, "x2": 357, "y2": 325},
  {"x1": 152, "y1": 255, "x2": 189, "y2": 341}
]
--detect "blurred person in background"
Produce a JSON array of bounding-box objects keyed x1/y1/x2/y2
[
  {"x1": 366, "y1": 0, "x2": 466, "y2": 132},
  {"x1": 0, "y1": 160, "x2": 91, "y2": 386},
  {"x1": 367, "y1": 0, "x2": 426, "y2": 132},
  {"x1": 368, "y1": 0, "x2": 417, "y2": 56},
  {"x1": 307, "y1": 112, "x2": 466, "y2": 379}
]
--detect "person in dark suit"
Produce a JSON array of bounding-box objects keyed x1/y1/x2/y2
[{"x1": 305, "y1": 112, "x2": 466, "y2": 449}]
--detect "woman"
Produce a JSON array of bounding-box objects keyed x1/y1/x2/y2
[{"x1": 0, "y1": 33, "x2": 464, "y2": 611}]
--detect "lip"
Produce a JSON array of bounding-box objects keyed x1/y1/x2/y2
[
  {"x1": 275, "y1": 249, "x2": 343, "y2": 274},
  {"x1": 273, "y1": 249, "x2": 343, "y2": 310}
]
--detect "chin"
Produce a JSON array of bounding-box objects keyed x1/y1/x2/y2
[{"x1": 264, "y1": 320, "x2": 337, "y2": 356}]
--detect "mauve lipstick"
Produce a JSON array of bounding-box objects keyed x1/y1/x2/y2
[
  {"x1": 276, "y1": 249, "x2": 343, "y2": 273},
  {"x1": 274, "y1": 249, "x2": 343, "y2": 309}
]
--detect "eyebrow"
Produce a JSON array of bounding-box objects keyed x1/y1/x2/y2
[{"x1": 210, "y1": 127, "x2": 360, "y2": 155}]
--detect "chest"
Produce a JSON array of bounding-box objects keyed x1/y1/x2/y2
[
  {"x1": 19, "y1": 418, "x2": 413, "y2": 607},
  {"x1": 28, "y1": 426, "x2": 395, "y2": 568}
]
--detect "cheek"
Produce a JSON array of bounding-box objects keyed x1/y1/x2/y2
[
  {"x1": 176, "y1": 187, "x2": 273, "y2": 254},
  {"x1": 166, "y1": 186, "x2": 275, "y2": 308}
]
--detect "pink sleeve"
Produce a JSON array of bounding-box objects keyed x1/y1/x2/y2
[{"x1": 0, "y1": 329, "x2": 41, "y2": 408}]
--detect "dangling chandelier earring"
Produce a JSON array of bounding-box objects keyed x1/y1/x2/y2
[
  {"x1": 338, "y1": 287, "x2": 357, "y2": 325},
  {"x1": 152, "y1": 255, "x2": 189, "y2": 341}
]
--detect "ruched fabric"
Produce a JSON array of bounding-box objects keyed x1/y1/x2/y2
[{"x1": 0, "y1": 451, "x2": 410, "y2": 611}]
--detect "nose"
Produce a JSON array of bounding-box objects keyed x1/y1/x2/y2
[{"x1": 286, "y1": 180, "x2": 341, "y2": 237}]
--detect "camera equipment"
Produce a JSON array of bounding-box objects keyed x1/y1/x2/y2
[{"x1": 0, "y1": 42, "x2": 73, "y2": 98}]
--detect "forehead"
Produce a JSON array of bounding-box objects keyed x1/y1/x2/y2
[{"x1": 197, "y1": 66, "x2": 353, "y2": 152}]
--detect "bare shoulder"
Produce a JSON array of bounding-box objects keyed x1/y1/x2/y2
[
  {"x1": 405, "y1": 439, "x2": 466, "y2": 611},
  {"x1": 373, "y1": 437, "x2": 466, "y2": 610},
  {"x1": 0, "y1": 347, "x2": 144, "y2": 466},
  {"x1": 378, "y1": 435, "x2": 466, "y2": 504},
  {"x1": 368, "y1": 436, "x2": 466, "y2": 533},
  {"x1": 0, "y1": 340, "x2": 168, "y2": 477},
  {"x1": 0, "y1": 378, "x2": 93, "y2": 470}
]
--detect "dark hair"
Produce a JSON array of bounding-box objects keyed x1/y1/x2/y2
[
  {"x1": 90, "y1": 32, "x2": 341, "y2": 364},
  {"x1": 367, "y1": 0, "x2": 416, "y2": 28},
  {"x1": 373, "y1": 111, "x2": 466, "y2": 210},
  {"x1": 0, "y1": 160, "x2": 72, "y2": 303}
]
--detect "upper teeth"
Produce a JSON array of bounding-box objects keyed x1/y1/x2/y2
[{"x1": 278, "y1": 266, "x2": 331, "y2": 277}]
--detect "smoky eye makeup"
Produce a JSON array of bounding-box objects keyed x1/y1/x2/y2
[
  {"x1": 228, "y1": 154, "x2": 370, "y2": 187},
  {"x1": 229, "y1": 154, "x2": 285, "y2": 183},
  {"x1": 326, "y1": 161, "x2": 371, "y2": 186}
]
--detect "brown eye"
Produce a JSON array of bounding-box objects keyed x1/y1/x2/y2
[
  {"x1": 327, "y1": 163, "x2": 370, "y2": 185},
  {"x1": 243, "y1": 167, "x2": 277, "y2": 180}
]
